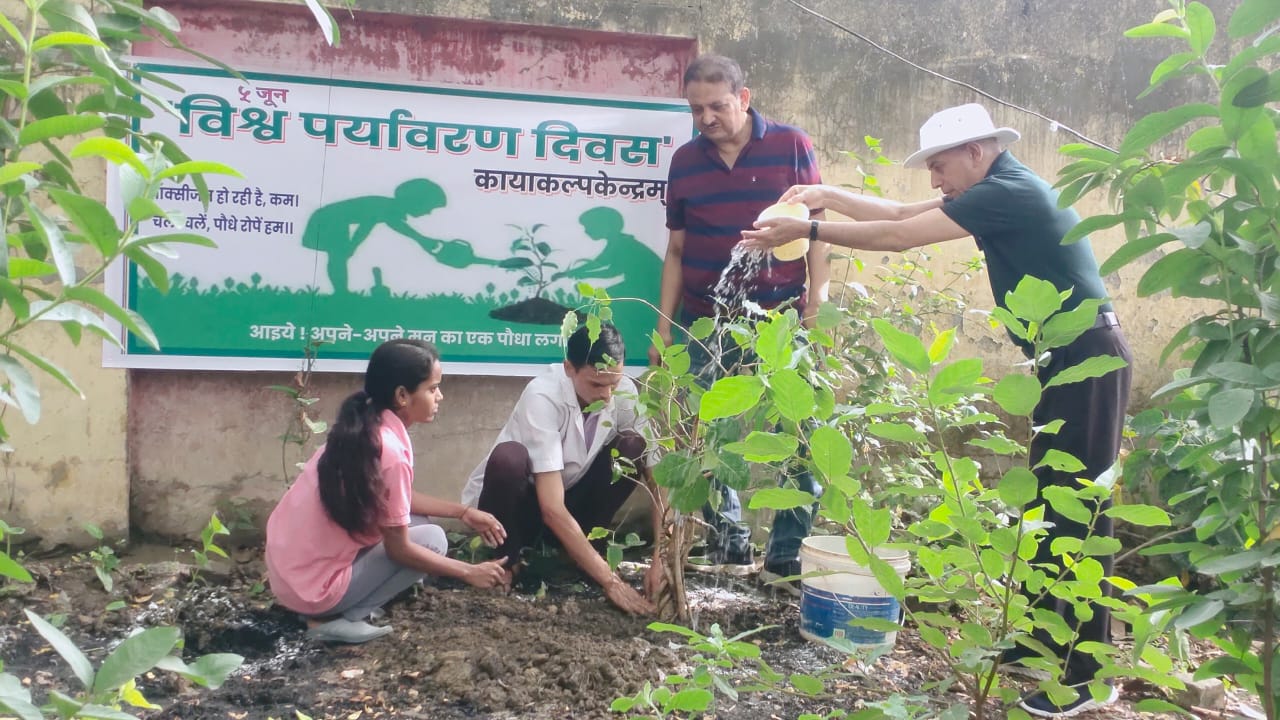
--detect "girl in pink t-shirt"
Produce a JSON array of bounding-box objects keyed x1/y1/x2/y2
[{"x1": 266, "y1": 339, "x2": 510, "y2": 644}]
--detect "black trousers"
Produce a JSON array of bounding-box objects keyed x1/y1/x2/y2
[
  {"x1": 476, "y1": 432, "x2": 647, "y2": 563},
  {"x1": 1027, "y1": 324, "x2": 1133, "y2": 684}
]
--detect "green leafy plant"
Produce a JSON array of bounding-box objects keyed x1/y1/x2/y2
[
  {"x1": 0, "y1": 0, "x2": 242, "y2": 448},
  {"x1": 0, "y1": 519, "x2": 30, "y2": 584},
  {"x1": 828, "y1": 278, "x2": 1176, "y2": 719},
  {"x1": 838, "y1": 134, "x2": 893, "y2": 198},
  {"x1": 269, "y1": 339, "x2": 328, "y2": 478},
  {"x1": 0, "y1": 609, "x2": 241, "y2": 719},
  {"x1": 1052, "y1": 1, "x2": 1280, "y2": 716},
  {"x1": 189, "y1": 512, "x2": 230, "y2": 583},
  {"x1": 82, "y1": 523, "x2": 120, "y2": 593},
  {"x1": 587, "y1": 526, "x2": 646, "y2": 571},
  {"x1": 500, "y1": 223, "x2": 559, "y2": 299},
  {"x1": 610, "y1": 623, "x2": 783, "y2": 719}
]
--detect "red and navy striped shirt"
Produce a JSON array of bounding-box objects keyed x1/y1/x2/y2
[{"x1": 665, "y1": 108, "x2": 822, "y2": 321}]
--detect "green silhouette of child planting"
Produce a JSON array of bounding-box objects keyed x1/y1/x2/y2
[
  {"x1": 301, "y1": 179, "x2": 501, "y2": 295},
  {"x1": 554, "y1": 207, "x2": 660, "y2": 302}
]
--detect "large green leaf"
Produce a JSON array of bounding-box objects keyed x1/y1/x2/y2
[
  {"x1": 698, "y1": 375, "x2": 763, "y2": 421},
  {"x1": 868, "y1": 555, "x2": 905, "y2": 599},
  {"x1": 928, "y1": 357, "x2": 984, "y2": 405},
  {"x1": 993, "y1": 374, "x2": 1041, "y2": 416},
  {"x1": 666, "y1": 688, "x2": 713, "y2": 713},
  {"x1": 1043, "y1": 355, "x2": 1129, "y2": 389},
  {"x1": 0, "y1": 550, "x2": 33, "y2": 583},
  {"x1": 1105, "y1": 504, "x2": 1171, "y2": 527},
  {"x1": 154, "y1": 160, "x2": 242, "y2": 181},
  {"x1": 1207, "y1": 387, "x2": 1253, "y2": 427},
  {"x1": 29, "y1": 300, "x2": 116, "y2": 344},
  {"x1": 753, "y1": 315, "x2": 789, "y2": 369},
  {"x1": 867, "y1": 422, "x2": 927, "y2": 444},
  {"x1": 47, "y1": 188, "x2": 121, "y2": 254},
  {"x1": 0, "y1": 673, "x2": 41, "y2": 720},
  {"x1": 0, "y1": 355, "x2": 40, "y2": 424},
  {"x1": 1184, "y1": 2, "x2": 1216, "y2": 55},
  {"x1": 25, "y1": 609, "x2": 94, "y2": 690},
  {"x1": 93, "y1": 626, "x2": 181, "y2": 695},
  {"x1": 651, "y1": 452, "x2": 698, "y2": 489},
  {"x1": 23, "y1": 200, "x2": 76, "y2": 285},
  {"x1": 1118, "y1": 103, "x2": 1218, "y2": 158},
  {"x1": 668, "y1": 473, "x2": 710, "y2": 514},
  {"x1": 1040, "y1": 300, "x2": 1104, "y2": 351},
  {"x1": 1004, "y1": 276, "x2": 1062, "y2": 325},
  {"x1": 1034, "y1": 449, "x2": 1085, "y2": 474},
  {"x1": 31, "y1": 30, "x2": 107, "y2": 51},
  {"x1": 0, "y1": 161, "x2": 42, "y2": 186},
  {"x1": 70, "y1": 136, "x2": 149, "y2": 176},
  {"x1": 1098, "y1": 233, "x2": 1178, "y2": 276},
  {"x1": 851, "y1": 497, "x2": 892, "y2": 547},
  {"x1": 748, "y1": 487, "x2": 817, "y2": 511},
  {"x1": 17, "y1": 114, "x2": 105, "y2": 145},
  {"x1": 65, "y1": 286, "x2": 158, "y2": 350},
  {"x1": 767, "y1": 368, "x2": 815, "y2": 422},
  {"x1": 1061, "y1": 213, "x2": 1128, "y2": 246},
  {"x1": 871, "y1": 318, "x2": 930, "y2": 374},
  {"x1": 927, "y1": 327, "x2": 956, "y2": 363},
  {"x1": 809, "y1": 425, "x2": 852, "y2": 481},
  {"x1": 1124, "y1": 21, "x2": 1189, "y2": 39},
  {"x1": 998, "y1": 467, "x2": 1038, "y2": 508},
  {"x1": 1042, "y1": 487, "x2": 1093, "y2": 524},
  {"x1": 723, "y1": 431, "x2": 798, "y2": 462},
  {"x1": 1228, "y1": 0, "x2": 1280, "y2": 39},
  {"x1": 1172, "y1": 599, "x2": 1224, "y2": 630},
  {"x1": 1206, "y1": 361, "x2": 1273, "y2": 387}
]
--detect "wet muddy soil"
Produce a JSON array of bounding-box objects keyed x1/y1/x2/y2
[{"x1": 0, "y1": 547, "x2": 1254, "y2": 719}]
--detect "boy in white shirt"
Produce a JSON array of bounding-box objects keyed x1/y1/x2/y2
[{"x1": 462, "y1": 324, "x2": 662, "y2": 615}]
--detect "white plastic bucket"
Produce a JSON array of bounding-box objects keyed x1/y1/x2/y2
[{"x1": 798, "y1": 535, "x2": 911, "y2": 648}]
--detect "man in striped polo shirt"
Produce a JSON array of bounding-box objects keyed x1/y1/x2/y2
[{"x1": 653, "y1": 54, "x2": 830, "y2": 589}]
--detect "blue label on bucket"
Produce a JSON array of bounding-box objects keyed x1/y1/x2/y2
[{"x1": 800, "y1": 586, "x2": 900, "y2": 645}]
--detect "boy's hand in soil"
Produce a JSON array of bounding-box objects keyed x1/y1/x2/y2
[
  {"x1": 463, "y1": 558, "x2": 511, "y2": 590},
  {"x1": 605, "y1": 575, "x2": 655, "y2": 615}
]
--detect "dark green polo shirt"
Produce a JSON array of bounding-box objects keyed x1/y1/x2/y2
[{"x1": 941, "y1": 152, "x2": 1112, "y2": 330}]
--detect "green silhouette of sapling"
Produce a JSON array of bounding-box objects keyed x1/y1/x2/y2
[{"x1": 490, "y1": 223, "x2": 574, "y2": 325}]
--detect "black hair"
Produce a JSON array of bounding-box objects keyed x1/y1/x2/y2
[
  {"x1": 684, "y1": 54, "x2": 745, "y2": 93},
  {"x1": 566, "y1": 323, "x2": 625, "y2": 370},
  {"x1": 316, "y1": 339, "x2": 440, "y2": 536}
]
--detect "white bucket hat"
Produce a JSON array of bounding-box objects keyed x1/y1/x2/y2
[{"x1": 903, "y1": 103, "x2": 1020, "y2": 169}]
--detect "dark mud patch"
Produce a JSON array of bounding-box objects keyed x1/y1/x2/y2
[
  {"x1": 489, "y1": 297, "x2": 573, "y2": 325},
  {"x1": 0, "y1": 548, "x2": 1245, "y2": 719}
]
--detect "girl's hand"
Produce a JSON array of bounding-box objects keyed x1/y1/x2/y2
[
  {"x1": 463, "y1": 558, "x2": 511, "y2": 590},
  {"x1": 461, "y1": 507, "x2": 507, "y2": 547}
]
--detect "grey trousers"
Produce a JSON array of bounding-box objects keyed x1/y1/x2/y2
[{"x1": 319, "y1": 515, "x2": 447, "y2": 621}]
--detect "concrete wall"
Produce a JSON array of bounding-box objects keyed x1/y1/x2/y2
[{"x1": 6, "y1": 0, "x2": 1238, "y2": 543}]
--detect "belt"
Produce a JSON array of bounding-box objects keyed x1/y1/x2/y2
[{"x1": 1093, "y1": 311, "x2": 1120, "y2": 330}]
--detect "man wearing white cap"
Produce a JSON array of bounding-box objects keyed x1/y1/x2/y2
[{"x1": 743, "y1": 103, "x2": 1131, "y2": 718}]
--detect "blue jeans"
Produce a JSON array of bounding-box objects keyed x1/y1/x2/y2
[{"x1": 685, "y1": 319, "x2": 821, "y2": 567}]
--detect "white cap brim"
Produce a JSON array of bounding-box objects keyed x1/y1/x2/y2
[{"x1": 903, "y1": 128, "x2": 1021, "y2": 169}]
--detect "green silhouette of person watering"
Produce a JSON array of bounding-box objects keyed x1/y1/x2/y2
[
  {"x1": 554, "y1": 207, "x2": 661, "y2": 347},
  {"x1": 301, "y1": 178, "x2": 502, "y2": 295},
  {"x1": 554, "y1": 207, "x2": 660, "y2": 301}
]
